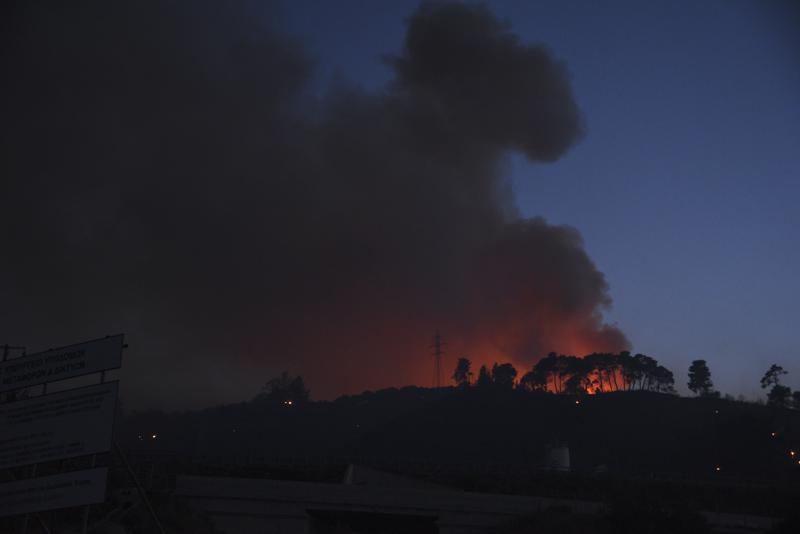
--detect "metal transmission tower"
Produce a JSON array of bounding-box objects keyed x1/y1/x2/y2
[{"x1": 430, "y1": 331, "x2": 446, "y2": 388}]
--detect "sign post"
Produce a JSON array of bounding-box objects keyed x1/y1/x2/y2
[{"x1": 0, "y1": 335, "x2": 124, "y2": 533}]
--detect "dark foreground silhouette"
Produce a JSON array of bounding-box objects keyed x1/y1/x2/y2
[{"x1": 118, "y1": 386, "x2": 800, "y2": 518}]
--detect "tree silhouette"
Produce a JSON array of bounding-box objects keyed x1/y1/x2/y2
[
  {"x1": 584, "y1": 353, "x2": 615, "y2": 392},
  {"x1": 761, "y1": 364, "x2": 787, "y2": 389},
  {"x1": 531, "y1": 354, "x2": 562, "y2": 392},
  {"x1": 761, "y1": 365, "x2": 790, "y2": 408},
  {"x1": 618, "y1": 351, "x2": 636, "y2": 390},
  {"x1": 793, "y1": 391, "x2": 800, "y2": 410},
  {"x1": 687, "y1": 360, "x2": 715, "y2": 396},
  {"x1": 533, "y1": 352, "x2": 560, "y2": 392},
  {"x1": 632, "y1": 354, "x2": 658, "y2": 390},
  {"x1": 519, "y1": 367, "x2": 547, "y2": 392},
  {"x1": 492, "y1": 362, "x2": 518, "y2": 389},
  {"x1": 604, "y1": 354, "x2": 621, "y2": 391},
  {"x1": 452, "y1": 357, "x2": 473, "y2": 387},
  {"x1": 653, "y1": 365, "x2": 676, "y2": 393},
  {"x1": 476, "y1": 364, "x2": 493, "y2": 388},
  {"x1": 255, "y1": 371, "x2": 310, "y2": 404},
  {"x1": 767, "y1": 385, "x2": 792, "y2": 408},
  {"x1": 620, "y1": 352, "x2": 654, "y2": 391},
  {"x1": 562, "y1": 356, "x2": 591, "y2": 394}
]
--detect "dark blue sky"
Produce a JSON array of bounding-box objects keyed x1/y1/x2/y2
[{"x1": 282, "y1": 0, "x2": 799, "y2": 398}]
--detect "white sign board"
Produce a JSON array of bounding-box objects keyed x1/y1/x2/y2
[
  {"x1": 0, "y1": 382, "x2": 118, "y2": 469},
  {"x1": 0, "y1": 334, "x2": 123, "y2": 392},
  {"x1": 0, "y1": 468, "x2": 108, "y2": 517}
]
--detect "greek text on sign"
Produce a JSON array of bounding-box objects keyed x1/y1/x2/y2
[
  {"x1": 0, "y1": 334, "x2": 123, "y2": 392},
  {"x1": 0, "y1": 467, "x2": 108, "y2": 518},
  {"x1": 0, "y1": 381, "x2": 118, "y2": 469}
]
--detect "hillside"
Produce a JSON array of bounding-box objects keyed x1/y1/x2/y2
[{"x1": 121, "y1": 387, "x2": 800, "y2": 478}]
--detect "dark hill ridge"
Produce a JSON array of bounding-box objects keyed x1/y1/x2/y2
[
  {"x1": 121, "y1": 387, "x2": 800, "y2": 481},
  {"x1": 118, "y1": 388, "x2": 800, "y2": 517},
  {"x1": 357, "y1": 389, "x2": 800, "y2": 478}
]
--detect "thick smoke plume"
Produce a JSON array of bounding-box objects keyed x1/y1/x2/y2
[{"x1": 0, "y1": 1, "x2": 628, "y2": 408}]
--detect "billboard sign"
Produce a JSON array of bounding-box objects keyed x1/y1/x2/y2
[
  {"x1": 0, "y1": 381, "x2": 118, "y2": 469},
  {"x1": 0, "y1": 334, "x2": 123, "y2": 392},
  {"x1": 0, "y1": 468, "x2": 109, "y2": 517}
]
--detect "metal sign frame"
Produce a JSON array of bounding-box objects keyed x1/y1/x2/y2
[
  {"x1": 0, "y1": 334, "x2": 124, "y2": 393},
  {"x1": 0, "y1": 334, "x2": 125, "y2": 531}
]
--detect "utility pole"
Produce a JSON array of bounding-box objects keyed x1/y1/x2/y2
[{"x1": 430, "y1": 331, "x2": 446, "y2": 388}]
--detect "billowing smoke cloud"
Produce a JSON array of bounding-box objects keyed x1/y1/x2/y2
[{"x1": 0, "y1": 1, "x2": 628, "y2": 408}]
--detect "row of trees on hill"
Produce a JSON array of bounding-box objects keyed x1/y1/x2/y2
[
  {"x1": 452, "y1": 355, "x2": 800, "y2": 407},
  {"x1": 452, "y1": 352, "x2": 676, "y2": 395},
  {"x1": 687, "y1": 359, "x2": 800, "y2": 408},
  {"x1": 251, "y1": 360, "x2": 797, "y2": 408}
]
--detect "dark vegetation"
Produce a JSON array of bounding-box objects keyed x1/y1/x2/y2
[
  {"x1": 117, "y1": 361, "x2": 800, "y2": 521},
  {"x1": 9, "y1": 360, "x2": 797, "y2": 534},
  {"x1": 486, "y1": 499, "x2": 712, "y2": 534},
  {"x1": 688, "y1": 359, "x2": 717, "y2": 397}
]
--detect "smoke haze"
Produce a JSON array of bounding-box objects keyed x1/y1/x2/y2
[{"x1": 1, "y1": 1, "x2": 628, "y2": 408}]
